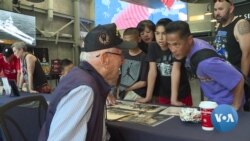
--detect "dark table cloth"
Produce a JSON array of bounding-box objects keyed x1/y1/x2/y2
[
  {"x1": 1, "y1": 94, "x2": 250, "y2": 141},
  {"x1": 107, "y1": 111, "x2": 250, "y2": 141}
]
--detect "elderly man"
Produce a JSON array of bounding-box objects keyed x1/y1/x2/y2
[{"x1": 39, "y1": 23, "x2": 135, "y2": 141}]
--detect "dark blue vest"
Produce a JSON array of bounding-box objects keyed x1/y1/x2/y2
[{"x1": 39, "y1": 61, "x2": 111, "y2": 141}]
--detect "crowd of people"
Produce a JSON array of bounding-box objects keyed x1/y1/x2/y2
[{"x1": 0, "y1": 0, "x2": 249, "y2": 140}]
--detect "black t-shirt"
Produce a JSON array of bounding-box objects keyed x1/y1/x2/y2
[
  {"x1": 138, "y1": 42, "x2": 148, "y2": 54},
  {"x1": 119, "y1": 51, "x2": 148, "y2": 97},
  {"x1": 214, "y1": 17, "x2": 242, "y2": 69},
  {"x1": 147, "y1": 42, "x2": 191, "y2": 99}
]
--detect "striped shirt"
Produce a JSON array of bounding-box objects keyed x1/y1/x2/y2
[{"x1": 47, "y1": 85, "x2": 94, "y2": 141}]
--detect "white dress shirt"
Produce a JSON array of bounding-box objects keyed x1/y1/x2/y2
[{"x1": 47, "y1": 85, "x2": 94, "y2": 141}]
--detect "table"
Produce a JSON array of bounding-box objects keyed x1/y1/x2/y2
[
  {"x1": 1, "y1": 94, "x2": 250, "y2": 141},
  {"x1": 0, "y1": 93, "x2": 53, "y2": 105},
  {"x1": 107, "y1": 111, "x2": 250, "y2": 141}
]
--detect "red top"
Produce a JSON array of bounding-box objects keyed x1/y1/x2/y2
[{"x1": 0, "y1": 53, "x2": 20, "y2": 81}]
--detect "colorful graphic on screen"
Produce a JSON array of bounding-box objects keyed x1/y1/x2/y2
[{"x1": 95, "y1": 0, "x2": 187, "y2": 30}]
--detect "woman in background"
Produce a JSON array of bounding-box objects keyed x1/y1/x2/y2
[{"x1": 11, "y1": 42, "x2": 51, "y2": 93}]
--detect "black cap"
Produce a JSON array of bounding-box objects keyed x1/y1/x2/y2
[
  {"x1": 82, "y1": 23, "x2": 136, "y2": 52},
  {"x1": 2, "y1": 47, "x2": 13, "y2": 58}
]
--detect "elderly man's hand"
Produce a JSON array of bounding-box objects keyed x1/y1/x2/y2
[{"x1": 106, "y1": 94, "x2": 117, "y2": 106}]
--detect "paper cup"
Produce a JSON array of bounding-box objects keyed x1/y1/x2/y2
[{"x1": 199, "y1": 101, "x2": 218, "y2": 131}]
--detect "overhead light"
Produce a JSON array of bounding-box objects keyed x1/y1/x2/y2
[
  {"x1": 189, "y1": 15, "x2": 205, "y2": 22},
  {"x1": 211, "y1": 19, "x2": 217, "y2": 22},
  {"x1": 204, "y1": 12, "x2": 212, "y2": 16}
]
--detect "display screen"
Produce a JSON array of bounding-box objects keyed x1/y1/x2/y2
[
  {"x1": 0, "y1": 10, "x2": 36, "y2": 46},
  {"x1": 95, "y1": 0, "x2": 187, "y2": 30}
]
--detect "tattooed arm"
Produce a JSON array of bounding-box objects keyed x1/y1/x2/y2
[{"x1": 235, "y1": 19, "x2": 250, "y2": 76}]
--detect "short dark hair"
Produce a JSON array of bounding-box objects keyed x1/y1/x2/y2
[
  {"x1": 165, "y1": 21, "x2": 191, "y2": 39},
  {"x1": 156, "y1": 18, "x2": 172, "y2": 28},
  {"x1": 155, "y1": 18, "x2": 172, "y2": 32},
  {"x1": 123, "y1": 27, "x2": 139, "y2": 37},
  {"x1": 214, "y1": 0, "x2": 232, "y2": 5},
  {"x1": 136, "y1": 20, "x2": 155, "y2": 34},
  {"x1": 60, "y1": 59, "x2": 73, "y2": 69},
  {"x1": 2, "y1": 46, "x2": 13, "y2": 58}
]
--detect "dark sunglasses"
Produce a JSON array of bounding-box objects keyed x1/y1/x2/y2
[{"x1": 213, "y1": 0, "x2": 232, "y2": 4}]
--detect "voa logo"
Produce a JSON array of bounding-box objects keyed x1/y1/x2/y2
[
  {"x1": 211, "y1": 104, "x2": 238, "y2": 132},
  {"x1": 214, "y1": 113, "x2": 235, "y2": 123}
]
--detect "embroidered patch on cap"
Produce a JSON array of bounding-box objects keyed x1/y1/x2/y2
[{"x1": 98, "y1": 32, "x2": 110, "y2": 46}]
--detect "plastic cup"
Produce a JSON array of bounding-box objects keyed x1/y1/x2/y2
[{"x1": 199, "y1": 101, "x2": 218, "y2": 131}]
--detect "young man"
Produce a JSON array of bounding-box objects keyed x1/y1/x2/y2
[
  {"x1": 137, "y1": 18, "x2": 192, "y2": 106},
  {"x1": 0, "y1": 46, "x2": 20, "y2": 82},
  {"x1": 38, "y1": 23, "x2": 135, "y2": 141},
  {"x1": 118, "y1": 27, "x2": 148, "y2": 100},
  {"x1": 166, "y1": 21, "x2": 244, "y2": 110}
]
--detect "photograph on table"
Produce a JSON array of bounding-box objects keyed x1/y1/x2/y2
[
  {"x1": 159, "y1": 106, "x2": 183, "y2": 116},
  {"x1": 107, "y1": 108, "x2": 137, "y2": 121},
  {"x1": 111, "y1": 100, "x2": 166, "y2": 113},
  {"x1": 119, "y1": 113, "x2": 173, "y2": 127}
]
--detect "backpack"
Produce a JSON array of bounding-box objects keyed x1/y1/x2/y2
[{"x1": 189, "y1": 48, "x2": 250, "y2": 111}]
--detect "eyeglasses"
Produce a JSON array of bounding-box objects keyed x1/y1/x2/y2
[
  {"x1": 213, "y1": 0, "x2": 232, "y2": 4},
  {"x1": 105, "y1": 52, "x2": 122, "y2": 56},
  {"x1": 96, "y1": 52, "x2": 123, "y2": 58}
]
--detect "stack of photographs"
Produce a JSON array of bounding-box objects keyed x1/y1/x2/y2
[
  {"x1": 110, "y1": 100, "x2": 165, "y2": 113},
  {"x1": 119, "y1": 113, "x2": 173, "y2": 127},
  {"x1": 107, "y1": 100, "x2": 175, "y2": 127},
  {"x1": 107, "y1": 108, "x2": 136, "y2": 121}
]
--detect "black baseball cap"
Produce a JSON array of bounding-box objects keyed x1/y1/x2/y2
[
  {"x1": 82, "y1": 23, "x2": 136, "y2": 52},
  {"x1": 2, "y1": 47, "x2": 13, "y2": 58}
]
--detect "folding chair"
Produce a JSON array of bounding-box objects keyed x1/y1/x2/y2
[{"x1": 0, "y1": 95, "x2": 48, "y2": 141}]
